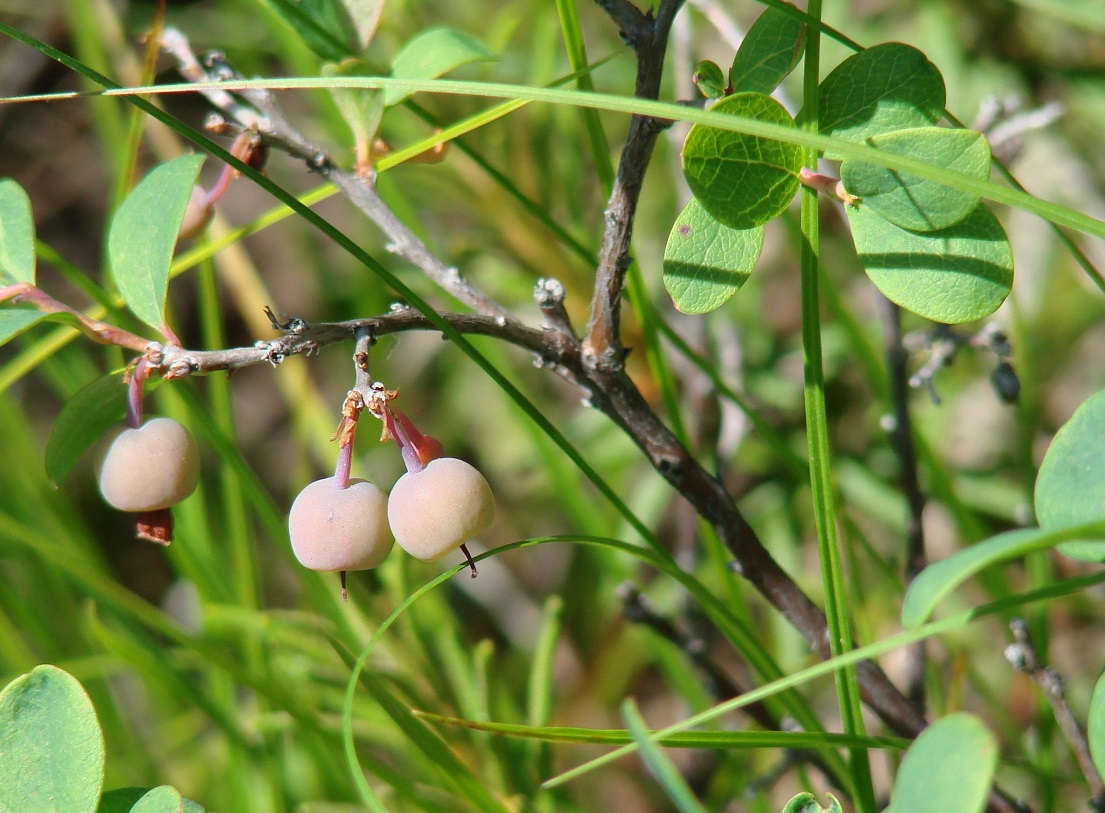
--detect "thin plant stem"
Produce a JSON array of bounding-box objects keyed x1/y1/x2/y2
[{"x1": 800, "y1": 2, "x2": 874, "y2": 809}]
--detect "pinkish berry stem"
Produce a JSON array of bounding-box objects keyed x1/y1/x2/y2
[
  {"x1": 126, "y1": 359, "x2": 149, "y2": 429},
  {"x1": 387, "y1": 409, "x2": 425, "y2": 474}
]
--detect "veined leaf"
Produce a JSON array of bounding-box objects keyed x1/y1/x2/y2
[
  {"x1": 817, "y1": 43, "x2": 945, "y2": 160},
  {"x1": 682, "y1": 92, "x2": 802, "y2": 230},
  {"x1": 729, "y1": 4, "x2": 805, "y2": 95},
  {"x1": 107, "y1": 154, "x2": 204, "y2": 333}
]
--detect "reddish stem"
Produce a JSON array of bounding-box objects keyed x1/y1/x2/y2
[
  {"x1": 333, "y1": 411, "x2": 359, "y2": 490},
  {"x1": 126, "y1": 358, "x2": 150, "y2": 428},
  {"x1": 386, "y1": 408, "x2": 425, "y2": 474}
]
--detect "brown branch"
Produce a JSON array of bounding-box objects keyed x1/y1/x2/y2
[
  {"x1": 878, "y1": 294, "x2": 928, "y2": 712},
  {"x1": 159, "y1": 28, "x2": 513, "y2": 323},
  {"x1": 2, "y1": 283, "x2": 150, "y2": 351},
  {"x1": 157, "y1": 16, "x2": 941, "y2": 754},
  {"x1": 584, "y1": 0, "x2": 683, "y2": 366}
]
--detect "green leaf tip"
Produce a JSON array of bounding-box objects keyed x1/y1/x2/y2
[
  {"x1": 729, "y1": 4, "x2": 805, "y2": 95},
  {"x1": 682, "y1": 92, "x2": 802, "y2": 230}
]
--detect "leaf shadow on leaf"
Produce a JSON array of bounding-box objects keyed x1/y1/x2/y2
[
  {"x1": 854, "y1": 252, "x2": 1013, "y2": 286},
  {"x1": 664, "y1": 259, "x2": 751, "y2": 288}
]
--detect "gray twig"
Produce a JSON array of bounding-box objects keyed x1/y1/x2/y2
[{"x1": 1006, "y1": 619, "x2": 1105, "y2": 811}]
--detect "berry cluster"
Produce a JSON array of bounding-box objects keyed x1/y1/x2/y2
[
  {"x1": 96, "y1": 356, "x2": 494, "y2": 596},
  {"x1": 287, "y1": 389, "x2": 495, "y2": 596}
]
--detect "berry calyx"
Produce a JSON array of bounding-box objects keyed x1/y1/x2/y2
[
  {"x1": 96, "y1": 417, "x2": 201, "y2": 513},
  {"x1": 288, "y1": 476, "x2": 393, "y2": 572}
]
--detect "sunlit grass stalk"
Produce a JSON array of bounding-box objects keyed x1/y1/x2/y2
[{"x1": 799, "y1": 3, "x2": 875, "y2": 809}]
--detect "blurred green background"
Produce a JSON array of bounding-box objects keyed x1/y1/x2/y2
[{"x1": 1, "y1": 0, "x2": 1105, "y2": 810}]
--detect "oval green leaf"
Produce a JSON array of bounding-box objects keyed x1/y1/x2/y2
[
  {"x1": 45, "y1": 372, "x2": 128, "y2": 485},
  {"x1": 884, "y1": 714, "x2": 996, "y2": 813},
  {"x1": 729, "y1": 5, "x2": 804, "y2": 95},
  {"x1": 0, "y1": 664, "x2": 105, "y2": 813},
  {"x1": 663, "y1": 198, "x2": 763, "y2": 314},
  {"x1": 1035, "y1": 389, "x2": 1105, "y2": 561},
  {"x1": 1090, "y1": 669, "x2": 1105, "y2": 781},
  {"x1": 817, "y1": 43, "x2": 945, "y2": 160},
  {"x1": 846, "y1": 202, "x2": 1012, "y2": 324},
  {"x1": 0, "y1": 178, "x2": 35, "y2": 284},
  {"x1": 682, "y1": 92, "x2": 802, "y2": 230},
  {"x1": 108, "y1": 155, "x2": 204, "y2": 333},
  {"x1": 385, "y1": 27, "x2": 497, "y2": 107},
  {"x1": 841, "y1": 127, "x2": 990, "y2": 231},
  {"x1": 901, "y1": 521, "x2": 1105, "y2": 628}
]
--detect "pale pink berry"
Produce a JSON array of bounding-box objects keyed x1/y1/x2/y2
[
  {"x1": 288, "y1": 477, "x2": 393, "y2": 571},
  {"x1": 97, "y1": 417, "x2": 200, "y2": 512},
  {"x1": 387, "y1": 458, "x2": 494, "y2": 561}
]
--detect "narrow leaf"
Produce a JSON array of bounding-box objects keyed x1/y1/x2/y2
[
  {"x1": 729, "y1": 5, "x2": 805, "y2": 95},
  {"x1": 1035, "y1": 389, "x2": 1105, "y2": 561},
  {"x1": 0, "y1": 665, "x2": 106, "y2": 813},
  {"x1": 846, "y1": 203, "x2": 1012, "y2": 324},
  {"x1": 663, "y1": 198, "x2": 764, "y2": 314},
  {"x1": 0, "y1": 178, "x2": 35, "y2": 284},
  {"x1": 884, "y1": 714, "x2": 996, "y2": 813},
  {"x1": 45, "y1": 372, "x2": 128, "y2": 484},
  {"x1": 386, "y1": 27, "x2": 497, "y2": 107},
  {"x1": 622, "y1": 699, "x2": 710, "y2": 813},
  {"x1": 682, "y1": 92, "x2": 802, "y2": 229},
  {"x1": 841, "y1": 127, "x2": 990, "y2": 232},
  {"x1": 817, "y1": 43, "x2": 945, "y2": 160},
  {"x1": 901, "y1": 521, "x2": 1105, "y2": 628},
  {"x1": 108, "y1": 154, "x2": 204, "y2": 332}
]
